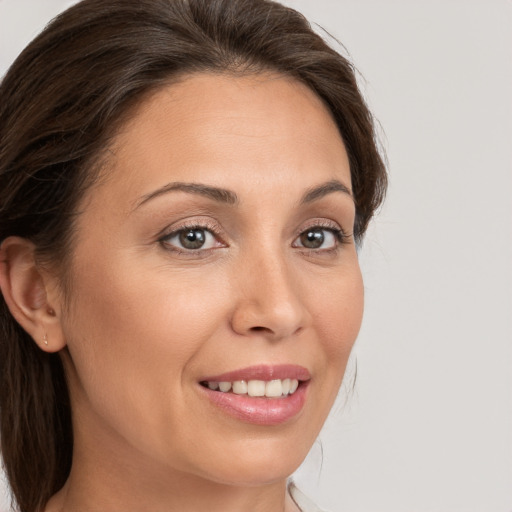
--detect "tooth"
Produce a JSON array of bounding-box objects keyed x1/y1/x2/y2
[
  {"x1": 207, "y1": 381, "x2": 219, "y2": 390},
  {"x1": 265, "y1": 379, "x2": 283, "y2": 397},
  {"x1": 289, "y1": 379, "x2": 299, "y2": 394},
  {"x1": 247, "y1": 380, "x2": 265, "y2": 397},
  {"x1": 282, "y1": 378, "x2": 291, "y2": 395},
  {"x1": 232, "y1": 380, "x2": 248, "y2": 394},
  {"x1": 218, "y1": 381, "x2": 231, "y2": 392}
]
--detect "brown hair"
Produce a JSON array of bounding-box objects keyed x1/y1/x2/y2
[{"x1": 0, "y1": 0, "x2": 386, "y2": 510}]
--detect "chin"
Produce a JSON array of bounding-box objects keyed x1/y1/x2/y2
[
  {"x1": 186, "y1": 429, "x2": 314, "y2": 487},
  {"x1": 202, "y1": 457, "x2": 303, "y2": 488}
]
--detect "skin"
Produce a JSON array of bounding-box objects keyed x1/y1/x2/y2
[{"x1": 1, "y1": 73, "x2": 364, "y2": 512}]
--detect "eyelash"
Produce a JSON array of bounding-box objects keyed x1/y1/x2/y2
[
  {"x1": 158, "y1": 220, "x2": 350, "y2": 257},
  {"x1": 292, "y1": 221, "x2": 350, "y2": 254},
  {"x1": 159, "y1": 220, "x2": 225, "y2": 257}
]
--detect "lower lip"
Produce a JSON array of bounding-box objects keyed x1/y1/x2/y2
[{"x1": 200, "y1": 382, "x2": 309, "y2": 426}]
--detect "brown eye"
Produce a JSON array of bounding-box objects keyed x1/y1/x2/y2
[
  {"x1": 293, "y1": 227, "x2": 340, "y2": 250},
  {"x1": 162, "y1": 227, "x2": 219, "y2": 251},
  {"x1": 179, "y1": 229, "x2": 206, "y2": 249},
  {"x1": 300, "y1": 229, "x2": 325, "y2": 249}
]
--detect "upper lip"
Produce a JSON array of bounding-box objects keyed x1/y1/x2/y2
[{"x1": 200, "y1": 364, "x2": 311, "y2": 383}]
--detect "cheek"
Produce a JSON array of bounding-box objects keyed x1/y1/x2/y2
[
  {"x1": 60, "y1": 256, "x2": 237, "y2": 460},
  {"x1": 61, "y1": 256, "x2": 232, "y2": 394},
  {"x1": 315, "y1": 267, "x2": 363, "y2": 352},
  {"x1": 309, "y1": 265, "x2": 364, "y2": 393}
]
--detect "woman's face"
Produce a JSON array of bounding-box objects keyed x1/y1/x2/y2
[{"x1": 58, "y1": 73, "x2": 363, "y2": 486}]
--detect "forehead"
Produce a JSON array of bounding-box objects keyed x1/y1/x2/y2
[
  {"x1": 87, "y1": 72, "x2": 351, "y2": 213},
  {"x1": 121, "y1": 72, "x2": 340, "y2": 137}
]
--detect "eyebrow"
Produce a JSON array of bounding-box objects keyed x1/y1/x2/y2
[
  {"x1": 134, "y1": 178, "x2": 353, "y2": 210},
  {"x1": 135, "y1": 182, "x2": 239, "y2": 209},
  {"x1": 300, "y1": 179, "x2": 353, "y2": 205}
]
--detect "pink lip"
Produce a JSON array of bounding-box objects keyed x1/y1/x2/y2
[
  {"x1": 200, "y1": 364, "x2": 311, "y2": 383},
  {"x1": 198, "y1": 365, "x2": 311, "y2": 426}
]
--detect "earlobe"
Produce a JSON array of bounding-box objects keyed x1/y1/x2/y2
[{"x1": 0, "y1": 236, "x2": 66, "y2": 353}]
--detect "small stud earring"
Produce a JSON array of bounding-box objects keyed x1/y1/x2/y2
[{"x1": 43, "y1": 333, "x2": 48, "y2": 346}]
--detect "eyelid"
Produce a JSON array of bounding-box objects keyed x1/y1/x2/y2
[
  {"x1": 292, "y1": 218, "x2": 351, "y2": 251},
  {"x1": 158, "y1": 216, "x2": 224, "y2": 238},
  {"x1": 293, "y1": 218, "x2": 348, "y2": 239},
  {"x1": 158, "y1": 217, "x2": 228, "y2": 252}
]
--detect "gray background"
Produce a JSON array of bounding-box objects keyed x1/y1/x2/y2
[{"x1": 1, "y1": 1, "x2": 511, "y2": 511}]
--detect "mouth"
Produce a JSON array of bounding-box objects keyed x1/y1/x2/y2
[
  {"x1": 200, "y1": 378, "x2": 301, "y2": 398},
  {"x1": 198, "y1": 365, "x2": 310, "y2": 425}
]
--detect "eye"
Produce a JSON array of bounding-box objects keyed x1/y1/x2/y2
[
  {"x1": 161, "y1": 227, "x2": 219, "y2": 251},
  {"x1": 293, "y1": 227, "x2": 341, "y2": 250}
]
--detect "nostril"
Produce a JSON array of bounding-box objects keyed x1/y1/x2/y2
[{"x1": 250, "y1": 326, "x2": 271, "y2": 333}]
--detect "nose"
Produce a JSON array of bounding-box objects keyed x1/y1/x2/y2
[{"x1": 229, "y1": 253, "x2": 309, "y2": 340}]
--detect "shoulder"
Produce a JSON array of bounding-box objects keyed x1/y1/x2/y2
[{"x1": 288, "y1": 481, "x2": 329, "y2": 512}]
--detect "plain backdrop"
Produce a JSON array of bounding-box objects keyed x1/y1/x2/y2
[{"x1": 1, "y1": 1, "x2": 511, "y2": 511}]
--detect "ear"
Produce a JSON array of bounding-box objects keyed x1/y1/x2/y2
[{"x1": 0, "y1": 236, "x2": 66, "y2": 353}]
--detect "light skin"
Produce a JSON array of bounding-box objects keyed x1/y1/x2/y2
[{"x1": 0, "y1": 73, "x2": 363, "y2": 512}]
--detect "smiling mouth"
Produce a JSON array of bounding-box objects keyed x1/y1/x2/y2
[
  {"x1": 200, "y1": 378, "x2": 301, "y2": 398},
  {"x1": 199, "y1": 368, "x2": 310, "y2": 425}
]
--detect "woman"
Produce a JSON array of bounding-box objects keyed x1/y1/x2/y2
[{"x1": 0, "y1": 0, "x2": 386, "y2": 511}]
